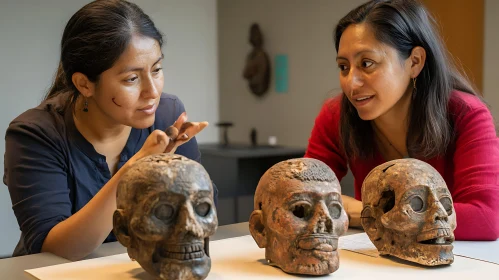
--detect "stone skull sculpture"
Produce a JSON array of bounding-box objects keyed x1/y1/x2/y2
[
  {"x1": 113, "y1": 154, "x2": 218, "y2": 280},
  {"x1": 249, "y1": 158, "x2": 348, "y2": 275},
  {"x1": 361, "y1": 158, "x2": 456, "y2": 266}
]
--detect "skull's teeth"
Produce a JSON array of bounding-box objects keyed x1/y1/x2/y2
[
  {"x1": 168, "y1": 243, "x2": 203, "y2": 253},
  {"x1": 435, "y1": 237, "x2": 445, "y2": 244},
  {"x1": 162, "y1": 251, "x2": 204, "y2": 260}
]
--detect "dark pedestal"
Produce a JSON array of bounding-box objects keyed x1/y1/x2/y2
[{"x1": 199, "y1": 143, "x2": 306, "y2": 225}]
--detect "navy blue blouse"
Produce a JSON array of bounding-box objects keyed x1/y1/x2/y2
[{"x1": 3, "y1": 93, "x2": 212, "y2": 257}]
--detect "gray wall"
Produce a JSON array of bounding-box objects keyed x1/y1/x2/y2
[
  {"x1": 218, "y1": 0, "x2": 367, "y2": 148},
  {"x1": 0, "y1": 0, "x2": 218, "y2": 257}
]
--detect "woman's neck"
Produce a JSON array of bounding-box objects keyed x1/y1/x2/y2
[
  {"x1": 73, "y1": 97, "x2": 130, "y2": 146},
  {"x1": 372, "y1": 89, "x2": 412, "y2": 158}
]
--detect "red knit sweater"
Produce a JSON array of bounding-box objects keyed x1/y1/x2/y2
[{"x1": 305, "y1": 91, "x2": 499, "y2": 241}]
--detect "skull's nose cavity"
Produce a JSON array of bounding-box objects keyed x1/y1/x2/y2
[
  {"x1": 177, "y1": 205, "x2": 204, "y2": 238},
  {"x1": 434, "y1": 202, "x2": 449, "y2": 223},
  {"x1": 435, "y1": 215, "x2": 448, "y2": 223},
  {"x1": 315, "y1": 217, "x2": 325, "y2": 233},
  {"x1": 185, "y1": 219, "x2": 203, "y2": 237},
  {"x1": 325, "y1": 217, "x2": 333, "y2": 232},
  {"x1": 314, "y1": 215, "x2": 333, "y2": 233}
]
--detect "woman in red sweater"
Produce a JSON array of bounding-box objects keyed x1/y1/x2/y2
[{"x1": 305, "y1": 0, "x2": 499, "y2": 241}]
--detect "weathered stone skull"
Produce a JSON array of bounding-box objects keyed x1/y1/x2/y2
[
  {"x1": 113, "y1": 154, "x2": 218, "y2": 280},
  {"x1": 249, "y1": 158, "x2": 348, "y2": 275},
  {"x1": 361, "y1": 158, "x2": 456, "y2": 266}
]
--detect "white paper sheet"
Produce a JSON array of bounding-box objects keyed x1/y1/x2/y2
[
  {"x1": 27, "y1": 235, "x2": 499, "y2": 280},
  {"x1": 339, "y1": 232, "x2": 379, "y2": 257},
  {"x1": 453, "y1": 239, "x2": 499, "y2": 265}
]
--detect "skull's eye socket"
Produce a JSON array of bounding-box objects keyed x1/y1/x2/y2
[
  {"x1": 329, "y1": 203, "x2": 342, "y2": 219},
  {"x1": 291, "y1": 203, "x2": 309, "y2": 219},
  {"x1": 410, "y1": 196, "x2": 424, "y2": 212},
  {"x1": 154, "y1": 204, "x2": 175, "y2": 221},
  {"x1": 195, "y1": 203, "x2": 211, "y2": 217},
  {"x1": 439, "y1": 197, "x2": 453, "y2": 215},
  {"x1": 380, "y1": 189, "x2": 395, "y2": 213}
]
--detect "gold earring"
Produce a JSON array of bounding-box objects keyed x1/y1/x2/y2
[{"x1": 412, "y1": 77, "x2": 417, "y2": 90}]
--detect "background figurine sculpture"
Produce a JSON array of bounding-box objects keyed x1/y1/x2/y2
[
  {"x1": 361, "y1": 158, "x2": 456, "y2": 266},
  {"x1": 249, "y1": 158, "x2": 348, "y2": 275},
  {"x1": 243, "y1": 23, "x2": 271, "y2": 97},
  {"x1": 113, "y1": 154, "x2": 218, "y2": 280}
]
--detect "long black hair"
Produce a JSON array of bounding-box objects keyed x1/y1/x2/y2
[
  {"x1": 45, "y1": 0, "x2": 163, "y2": 108},
  {"x1": 334, "y1": 0, "x2": 477, "y2": 160}
]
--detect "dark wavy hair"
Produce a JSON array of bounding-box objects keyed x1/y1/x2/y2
[
  {"x1": 44, "y1": 0, "x2": 163, "y2": 108},
  {"x1": 334, "y1": 0, "x2": 477, "y2": 159}
]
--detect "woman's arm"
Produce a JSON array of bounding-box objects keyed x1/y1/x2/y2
[
  {"x1": 451, "y1": 98, "x2": 499, "y2": 240},
  {"x1": 6, "y1": 111, "x2": 206, "y2": 260},
  {"x1": 41, "y1": 129, "x2": 170, "y2": 261},
  {"x1": 42, "y1": 116, "x2": 209, "y2": 260},
  {"x1": 5, "y1": 121, "x2": 73, "y2": 257}
]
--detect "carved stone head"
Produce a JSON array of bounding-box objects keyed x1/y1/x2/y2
[
  {"x1": 249, "y1": 158, "x2": 348, "y2": 275},
  {"x1": 361, "y1": 158, "x2": 456, "y2": 266},
  {"x1": 113, "y1": 154, "x2": 218, "y2": 280}
]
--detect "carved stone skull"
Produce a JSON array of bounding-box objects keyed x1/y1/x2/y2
[
  {"x1": 113, "y1": 154, "x2": 218, "y2": 280},
  {"x1": 249, "y1": 158, "x2": 348, "y2": 275},
  {"x1": 361, "y1": 158, "x2": 456, "y2": 266}
]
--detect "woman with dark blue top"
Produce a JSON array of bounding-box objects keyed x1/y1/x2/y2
[{"x1": 3, "y1": 0, "x2": 212, "y2": 260}]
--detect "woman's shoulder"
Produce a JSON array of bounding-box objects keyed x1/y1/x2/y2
[
  {"x1": 448, "y1": 90, "x2": 488, "y2": 114},
  {"x1": 324, "y1": 93, "x2": 343, "y2": 108},
  {"x1": 5, "y1": 94, "x2": 70, "y2": 160},
  {"x1": 308, "y1": 94, "x2": 343, "y2": 141},
  {"x1": 154, "y1": 93, "x2": 186, "y2": 130},
  {"x1": 159, "y1": 92, "x2": 181, "y2": 104},
  {"x1": 448, "y1": 90, "x2": 496, "y2": 133},
  {"x1": 8, "y1": 93, "x2": 69, "y2": 137},
  {"x1": 317, "y1": 94, "x2": 343, "y2": 122}
]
